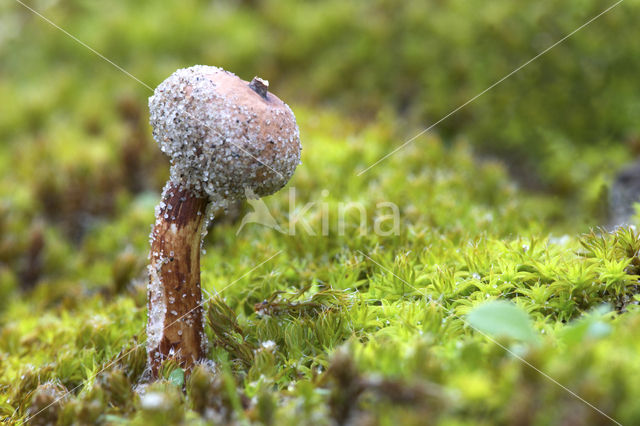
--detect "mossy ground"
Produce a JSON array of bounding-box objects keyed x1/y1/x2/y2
[{"x1": 2, "y1": 1, "x2": 640, "y2": 425}]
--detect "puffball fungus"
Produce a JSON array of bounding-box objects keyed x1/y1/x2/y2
[{"x1": 146, "y1": 65, "x2": 301, "y2": 375}]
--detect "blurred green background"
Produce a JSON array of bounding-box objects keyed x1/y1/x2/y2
[
  {"x1": 3, "y1": 0, "x2": 640, "y2": 188},
  {"x1": 3, "y1": 0, "x2": 639, "y2": 214},
  {"x1": 3, "y1": 0, "x2": 639, "y2": 291},
  {"x1": 2, "y1": 0, "x2": 640, "y2": 424}
]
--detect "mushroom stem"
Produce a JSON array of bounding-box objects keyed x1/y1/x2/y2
[
  {"x1": 147, "y1": 65, "x2": 301, "y2": 378},
  {"x1": 147, "y1": 182, "x2": 209, "y2": 376}
]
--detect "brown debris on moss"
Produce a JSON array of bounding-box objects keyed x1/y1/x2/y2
[
  {"x1": 25, "y1": 381, "x2": 68, "y2": 426},
  {"x1": 326, "y1": 349, "x2": 446, "y2": 425},
  {"x1": 254, "y1": 285, "x2": 351, "y2": 318}
]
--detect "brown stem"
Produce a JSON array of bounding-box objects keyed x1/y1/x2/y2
[{"x1": 147, "y1": 182, "x2": 209, "y2": 376}]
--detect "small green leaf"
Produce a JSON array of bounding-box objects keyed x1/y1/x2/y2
[
  {"x1": 168, "y1": 368, "x2": 185, "y2": 387},
  {"x1": 560, "y1": 304, "x2": 613, "y2": 345},
  {"x1": 467, "y1": 301, "x2": 539, "y2": 344}
]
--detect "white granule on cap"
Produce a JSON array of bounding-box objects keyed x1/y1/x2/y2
[{"x1": 149, "y1": 65, "x2": 301, "y2": 202}]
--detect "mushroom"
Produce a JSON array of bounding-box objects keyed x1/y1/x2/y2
[{"x1": 146, "y1": 65, "x2": 301, "y2": 375}]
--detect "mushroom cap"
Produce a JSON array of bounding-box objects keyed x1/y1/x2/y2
[{"x1": 149, "y1": 65, "x2": 301, "y2": 202}]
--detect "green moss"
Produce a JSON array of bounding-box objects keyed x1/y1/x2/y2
[
  {"x1": 2, "y1": 0, "x2": 640, "y2": 424},
  {"x1": 2, "y1": 111, "x2": 639, "y2": 423}
]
